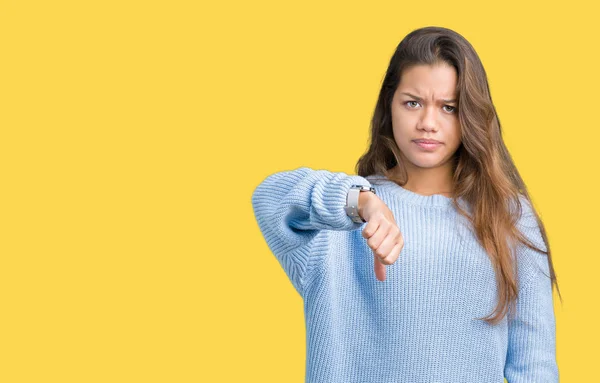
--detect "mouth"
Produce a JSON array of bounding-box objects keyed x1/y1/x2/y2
[
  {"x1": 413, "y1": 139, "x2": 442, "y2": 144},
  {"x1": 412, "y1": 139, "x2": 442, "y2": 151}
]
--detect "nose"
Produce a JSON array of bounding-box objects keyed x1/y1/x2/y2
[{"x1": 419, "y1": 105, "x2": 438, "y2": 132}]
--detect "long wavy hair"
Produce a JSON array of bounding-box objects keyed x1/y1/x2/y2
[{"x1": 356, "y1": 26, "x2": 561, "y2": 325}]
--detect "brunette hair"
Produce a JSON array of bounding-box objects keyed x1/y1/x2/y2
[{"x1": 356, "y1": 26, "x2": 561, "y2": 325}]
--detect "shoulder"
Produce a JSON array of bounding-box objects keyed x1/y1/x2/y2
[
  {"x1": 512, "y1": 194, "x2": 549, "y2": 277},
  {"x1": 511, "y1": 194, "x2": 539, "y2": 228},
  {"x1": 364, "y1": 174, "x2": 389, "y2": 187}
]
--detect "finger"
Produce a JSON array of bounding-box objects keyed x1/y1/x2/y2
[
  {"x1": 366, "y1": 220, "x2": 390, "y2": 251},
  {"x1": 374, "y1": 238, "x2": 403, "y2": 282},
  {"x1": 375, "y1": 233, "x2": 397, "y2": 265},
  {"x1": 374, "y1": 255, "x2": 386, "y2": 281},
  {"x1": 362, "y1": 218, "x2": 380, "y2": 239},
  {"x1": 386, "y1": 241, "x2": 404, "y2": 264}
]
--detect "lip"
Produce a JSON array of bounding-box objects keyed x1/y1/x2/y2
[
  {"x1": 413, "y1": 139, "x2": 442, "y2": 144},
  {"x1": 412, "y1": 140, "x2": 442, "y2": 151}
]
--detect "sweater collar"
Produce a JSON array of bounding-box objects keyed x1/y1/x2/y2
[{"x1": 366, "y1": 175, "x2": 457, "y2": 208}]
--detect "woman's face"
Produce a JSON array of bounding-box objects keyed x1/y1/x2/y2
[{"x1": 390, "y1": 63, "x2": 462, "y2": 171}]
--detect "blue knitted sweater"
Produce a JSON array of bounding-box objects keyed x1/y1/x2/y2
[{"x1": 251, "y1": 166, "x2": 558, "y2": 383}]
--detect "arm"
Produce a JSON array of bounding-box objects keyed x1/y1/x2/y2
[
  {"x1": 504, "y1": 200, "x2": 559, "y2": 382},
  {"x1": 250, "y1": 166, "x2": 371, "y2": 297}
]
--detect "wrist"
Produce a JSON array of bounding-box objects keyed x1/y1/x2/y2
[
  {"x1": 344, "y1": 184, "x2": 376, "y2": 223},
  {"x1": 358, "y1": 190, "x2": 373, "y2": 219}
]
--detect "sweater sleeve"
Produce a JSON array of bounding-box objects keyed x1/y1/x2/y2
[
  {"x1": 251, "y1": 166, "x2": 371, "y2": 297},
  {"x1": 504, "y1": 199, "x2": 559, "y2": 382}
]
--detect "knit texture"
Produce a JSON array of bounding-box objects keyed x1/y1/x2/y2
[{"x1": 251, "y1": 166, "x2": 558, "y2": 383}]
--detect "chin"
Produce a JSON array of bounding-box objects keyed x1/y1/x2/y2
[
  {"x1": 405, "y1": 155, "x2": 445, "y2": 169},
  {"x1": 411, "y1": 161, "x2": 441, "y2": 169}
]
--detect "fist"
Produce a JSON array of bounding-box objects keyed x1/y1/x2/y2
[{"x1": 358, "y1": 192, "x2": 404, "y2": 281}]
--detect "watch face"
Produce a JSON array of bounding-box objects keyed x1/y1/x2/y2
[{"x1": 351, "y1": 184, "x2": 375, "y2": 193}]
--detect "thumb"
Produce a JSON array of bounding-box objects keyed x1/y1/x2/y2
[{"x1": 374, "y1": 256, "x2": 386, "y2": 281}]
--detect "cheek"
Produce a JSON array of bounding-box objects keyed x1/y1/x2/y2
[
  {"x1": 391, "y1": 109, "x2": 413, "y2": 130},
  {"x1": 447, "y1": 126, "x2": 462, "y2": 149},
  {"x1": 451, "y1": 123, "x2": 462, "y2": 141}
]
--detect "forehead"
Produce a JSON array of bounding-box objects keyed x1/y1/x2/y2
[{"x1": 397, "y1": 63, "x2": 458, "y2": 97}]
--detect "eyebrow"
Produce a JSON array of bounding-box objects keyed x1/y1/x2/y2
[{"x1": 400, "y1": 92, "x2": 457, "y2": 104}]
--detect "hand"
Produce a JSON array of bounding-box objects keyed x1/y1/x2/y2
[{"x1": 358, "y1": 191, "x2": 404, "y2": 281}]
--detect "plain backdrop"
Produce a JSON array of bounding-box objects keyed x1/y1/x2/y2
[{"x1": 1, "y1": 0, "x2": 598, "y2": 382}]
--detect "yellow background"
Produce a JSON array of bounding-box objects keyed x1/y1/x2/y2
[{"x1": 1, "y1": 0, "x2": 597, "y2": 381}]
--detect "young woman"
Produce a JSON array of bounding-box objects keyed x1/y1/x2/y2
[{"x1": 251, "y1": 26, "x2": 561, "y2": 382}]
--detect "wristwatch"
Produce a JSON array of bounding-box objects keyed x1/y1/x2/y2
[{"x1": 344, "y1": 184, "x2": 376, "y2": 223}]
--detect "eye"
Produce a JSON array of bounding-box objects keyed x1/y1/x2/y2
[
  {"x1": 405, "y1": 101, "x2": 420, "y2": 109},
  {"x1": 443, "y1": 105, "x2": 457, "y2": 113}
]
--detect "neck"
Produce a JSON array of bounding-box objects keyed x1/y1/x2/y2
[{"x1": 390, "y1": 161, "x2": 455, "y2": 198}]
